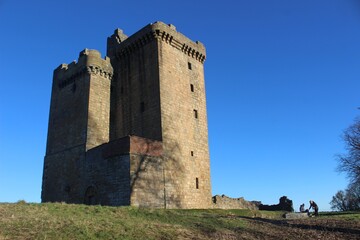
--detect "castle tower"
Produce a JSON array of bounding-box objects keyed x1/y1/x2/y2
[
  {"x1": 42, "y1": 22, "x2": 211, "y2": 208},
  {"x1": 107, "y1": 22, "x2": 211, "y2": 208},
  {"x1": 42, "y1": 49, "x2": 113, "y2": 203}
]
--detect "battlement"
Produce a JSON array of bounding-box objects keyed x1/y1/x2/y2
[
  {"x1": 108, "y1": 21, "x2": 206, "y2": 63},
  {"x1": 54, "y1": 49, "x2": 113, "y2": 89}
]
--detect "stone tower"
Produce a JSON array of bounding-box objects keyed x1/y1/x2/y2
[
  {"x1": 42, "y1": 49, "x2": 112, "y2": 203},
  {"x1": 42, "y1": 22, "x2": 211, "y2": 208}
]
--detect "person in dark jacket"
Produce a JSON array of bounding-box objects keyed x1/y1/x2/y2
[
  {"x1": 299, "y1": 203, "x2": 305, "y2": 212},
  {"x1": 309, "y1": 200, "x2": 319, "y2": 216}
]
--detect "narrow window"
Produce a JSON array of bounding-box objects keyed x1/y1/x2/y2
[
  {"x1": 190, "y1": 84, "x2": 194, "y2": 92},
  {"x1": 141, "y1": 102, "x2": 145, "y2": 112},
  {"x1": 188, "y1": 62, "x2": 192, "y2": 70},
  {"x1": 194, "y1": 109, "x2": 198, "y2": 119},
  {"x1": 120, "y1": 86, "x2": 124, "y2": 94},
  {"x1": 196, "y1": 178, "x2": 199, "y2": 189},
  {"x1": 191, "y1": 151, "x2": 194, "y2": 156}
]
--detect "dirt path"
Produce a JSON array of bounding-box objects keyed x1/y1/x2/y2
[{"x1": 237, "y1": 216, "x2": 360, "y2": 240}]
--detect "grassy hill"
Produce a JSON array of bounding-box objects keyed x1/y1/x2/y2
[{"x1": 0, "y1": 201, "x2": 359, "y2": 239}]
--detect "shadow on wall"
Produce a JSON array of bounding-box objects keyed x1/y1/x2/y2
[
  {"x1": 129, "y1": 133, "x2": 185, "y2": 209},
  {"x1": 83, "y1": 108, "x2": 185, "y2": 208}
]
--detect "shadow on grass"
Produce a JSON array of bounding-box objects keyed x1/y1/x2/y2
[{"x1": 240, "y1": 216, "x2": 360, "y2": 236}]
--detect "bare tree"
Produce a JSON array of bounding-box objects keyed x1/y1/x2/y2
[
  {"x1": 346, "y1": 183, "x2": 360, "y2": 210},
  {"x1": 331, "y1": 118, "x2": 360, "y2": 211},
  {"x1": 330, "y1": 184, "x2": 360, "y2": 211},
  {"x1": 337, "y1": 118, "x2": 360, "y2": 185},
  {"x1": 330, "y1": 190, "x2": 348, "y2": 211}
]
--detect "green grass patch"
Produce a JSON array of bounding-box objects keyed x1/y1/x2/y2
[
  {"x1": 1, "y1": 202, "x2": 358, "y2": 239},
  {"x1": 319, "y1": 211, "x2": 360, "y2": 220}
]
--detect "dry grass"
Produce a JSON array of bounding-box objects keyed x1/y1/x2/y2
[{"x1": 0, "y1": 202, "x2": 359, "y2": 239}]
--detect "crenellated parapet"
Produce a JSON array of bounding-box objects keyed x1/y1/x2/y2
[
  {"x1": 153, "y1": 22, "x2": 206, "y2": 63},
  {"x1": 110, "y1": 21, "x2": 206, "y2": 63},
  {"x1": 55, "y1": 49, "x2": 113, "y2": 89}
]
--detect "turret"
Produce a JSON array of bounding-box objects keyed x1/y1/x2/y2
[{"x1": 42, "y1": 48, "x2": 113, "y2": 203}]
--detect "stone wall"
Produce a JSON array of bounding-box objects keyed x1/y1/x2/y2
[
  {"x1": 156, "y1": 22, "x2": 211, "y2": 208},
  {"x1": 108, "y1": 30, "x2": 162, "y2": 141},
  {"x1": 83, "y1": 136, "x2": 165, "y2": 206},
  {"x1": 45, "y1": 49, "x2": 113, "y2": 154},
  {"x1": 259, "y1": 196, "x2": 294, "y2": 212},
  {"x1": 84, "y1": 140, "x2": 131, "y2": 206},
  {"x1": 42, "y1": 49, "x2": 113, "y2": 203},
  {"x1": 107, "y1": 22, "x2": 212, "y2": 208},
  {"x1": 85, "y1": 49, "x2": 112, "y2": 151},
  {"x1": 43, "y1": 22, "x2": 212, "y2": 209},
  {"x1": 212, "y1": 195, "x2": 260, "y2": 210},
  {"x1": 42, "y1": 146, "x2": 85, "y2": 203}
]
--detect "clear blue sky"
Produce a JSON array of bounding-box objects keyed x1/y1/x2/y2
[{"x1": 1, "y1": 0, "x2": 360, "y2": 211}]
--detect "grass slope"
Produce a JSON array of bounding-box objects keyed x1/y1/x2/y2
[{"x1": 0, "y1": 202, "x2": 359, "y2": 239}]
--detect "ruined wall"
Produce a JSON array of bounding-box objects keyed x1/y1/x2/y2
[
  {"x1": 259, "y1": 196, "x2": 294, "y2": 212},
  {"x1": 212, "y1": 195, "x2": 260, "y2": 210}
]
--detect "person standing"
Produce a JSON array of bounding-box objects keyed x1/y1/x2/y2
[{"x1": 309, "y1": 200, "x2": 319, "y2": 216}]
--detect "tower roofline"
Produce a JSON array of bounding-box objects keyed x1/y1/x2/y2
[
  {"x1": 55, "y1": 49, "x2": 112, "y2": 72},
  {"x1": 54, "y1": 48, "x2": 113, "y2": 86},
  {"x1": 109, "y1": 21, "x2": 206, "y2": 63}
]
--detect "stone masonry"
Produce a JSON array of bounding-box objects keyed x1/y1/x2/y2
[
  {"x1": 42, "y1": 22, "x2": 212, "y2": 208},
  {"x1": 212, "y1": 195, "x2": 260, "y2": 210}
]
